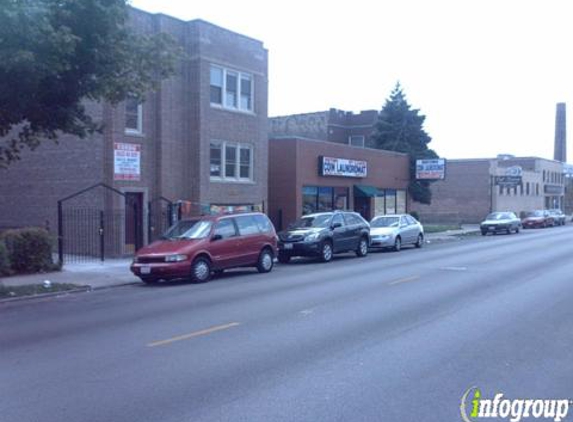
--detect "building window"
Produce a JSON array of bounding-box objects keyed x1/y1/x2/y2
[
  {"x1": 536, "y1": 183, "x2": 539, "y2": 196},
  {"x1": 125, "y1": 98, "x2": 143, "y2": 134},
  {"x1": 239, "y1": 146, "x2": 252, "y2": 179},
  {"x1": 349, "y1": 135, "x2": 365, "y2": 148},
  {"x1": 210, "y1": 141, "x2": 253, "y2": 182},
  {"x1": 225, "y1": 71, "x2": 238, "y2": 108},
  {"x1": 499, "y1": 185, "x2": 503, "y2": 195},
  {"x1": 240, "y1": 74, "x2": 252, "y2": 110},
  {"x1": 526, "y1": 182, "x2": 530, "y2": 195},
  {"x1": 210, "y1": 143, "x2": 222, "y2": 177},
  {"x1": 302, "y1": 186, "x2": 349, "y2": 215},
  {"x1": 210, "y1": 65, "x2": 253, "y2": 112},
  {"x1": 210, "y1": 67, "x2": 223, "y2": 104}
]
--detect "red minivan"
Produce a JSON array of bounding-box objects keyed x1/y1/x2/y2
[{"x1": 131, "y1": 212, "x2": 278, "y2": 284}]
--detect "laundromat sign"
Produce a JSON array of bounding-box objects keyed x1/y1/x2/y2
[{"x1": 319, "y1": 156, "x2": 368, "y2": 178}]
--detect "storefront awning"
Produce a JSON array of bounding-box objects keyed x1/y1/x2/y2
[{"x1": 353, "y1": 185, "x2": 382, "y2": 197}]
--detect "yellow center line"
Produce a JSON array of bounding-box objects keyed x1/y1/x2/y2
[
  {"x1": 388, "y1": 276, "x2": 420, "y2": 286},
  {"x1": 147, "y1": 322, "x2": 241, "y2": 348}
]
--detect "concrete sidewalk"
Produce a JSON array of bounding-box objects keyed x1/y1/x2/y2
[
  {"x1": 0, "y1": 259, "x2": 140, "y2": 290},
  {"x1": 424, "y1": 224, "x2": 480, "y2": 242}
]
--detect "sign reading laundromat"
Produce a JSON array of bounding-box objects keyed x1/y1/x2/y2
[{"x1": 319, "y1": 156, "x2": 368, "y2": 178}]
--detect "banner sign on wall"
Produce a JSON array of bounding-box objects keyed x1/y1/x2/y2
[
  {"x1": 416, "y1": 158, "x2": 446, "y2": 180},
  {"x1": 114, "y1": 143, "x2": 141, "y2": 181},
  {"x1": 319, "y1": 156, "x2": 368, "y2": 178},
  {"x1": 495, "y1": 175, "x2": 522, "y2": 187}
]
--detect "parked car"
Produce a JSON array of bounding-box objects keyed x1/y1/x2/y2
[
  {"x1": 369, "y1": 214, "x2": 424, "y2": 251},
  {"x1": 521, "y1": 210, "x2": 554, "y2": 229},
  {"x1": 277, "y1": 211, "x2": 370, "y2": 263},
  {"x1": 480, "y1": 212, "x2": 521, "y2": 235},
  {"x1": 130, "y1": 212, "x2": 278, "y2": 284},
  {"x1": 547, "y1": 209, "x2": 566, "y2": 226}
]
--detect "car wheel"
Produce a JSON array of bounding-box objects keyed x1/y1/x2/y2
[
  {"x1": 393, "y1": 236, "x2": 402, "y2": 252},
  {"x1": 355, "y1": 237, "x2": 369, "y2": 257},
  {"x1": 319, "y1": 240, "x2": 333, "y2": 262},
  {"x1": 515, "y1": 227, "x2": 520, "y2": 234},
  {"x1": 191, "y1": 257, "x2": 211, "y2": 283},
  {"x1": 415, "y1": 234, "x2": 424, "y2": 248},
  {"x1": 257, "y1": 248, "x2": 274, "y2": 273},
  {"x1": 278, "y1": 252, "x2": 291, "y2": 264},
  {"x1": 481, "y1": 230, "x2": 487, "y2": 236},
  {"x1": 506, "y1": 228, "x2": 511, "y2": 235}
]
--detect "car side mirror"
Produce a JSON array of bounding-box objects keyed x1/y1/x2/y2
[
  {"x1": 332, "y1": 222, "x2": 342, "y2": 229},
  {"x1": 211, "y1": 234, "x2": 223, "y2": 241}
]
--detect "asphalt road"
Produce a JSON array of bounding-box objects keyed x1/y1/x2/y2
[{"x1": 2, "y1": 226, "x2": 573, "y2": 422}]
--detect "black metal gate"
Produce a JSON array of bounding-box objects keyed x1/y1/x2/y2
[
  {"x1": 57, "y1": 184, "x2": 149, "y2": 265},
  {"x1": 148, "y1": 197, "x2": 175, "y2": 243}
]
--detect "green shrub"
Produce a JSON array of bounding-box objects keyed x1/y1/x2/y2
[
  {"x1": 1, "y1": 228, "x2": 54, "y2": 273},
  {"x1": 0, "y1": 241, "x2": 11, "y2": 276}
]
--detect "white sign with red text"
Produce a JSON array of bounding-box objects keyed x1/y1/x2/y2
[{"x1": 114, "y1": 143, "x2": 141, "y2": 181}]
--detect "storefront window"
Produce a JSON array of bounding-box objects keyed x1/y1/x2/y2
[
  {"x1": 334, "y1": 187, "x2": 348, "y2": 210},
  {"x1": 302, "y1": 186, "x2": 348, "y2": 215},
  {"x1": 385, "y1": 189, "x2": 396, "y2": 214},
  {"x1": 317, "y1": 187, "x2": 334, "y2": 211},
  {"x1": 302, "y1": 186, "x2": 318, "y2": 215},
  {"x1": 396, "y1": 190, "x2": 406, "y2": 213}
]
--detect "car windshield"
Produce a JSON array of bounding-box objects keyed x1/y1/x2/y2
[
  {"x1": 526, "y1": 211, "x2": 544, "y2": 217},
  {"x1": 290, "y1": 214, "x2": 332, "y2": 229},
  {"x1": 162, "y1": 220, "x2": 212, "y2": 240},
  {"x1": 371, "y1": 216, "x2": 400, "y2": 228},
  {"x1": 485, "y1": 213, "x2": 510, "y2": 220}
]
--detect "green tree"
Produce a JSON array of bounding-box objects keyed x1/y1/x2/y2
[
  {"x1": 372, "y1": 83, "x2": 439, "y2": 204},
  {"x1": 0, "y1": 0, "x2": 181, "y2": 166}
]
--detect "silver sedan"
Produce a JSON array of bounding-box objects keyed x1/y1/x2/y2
[{"x1": 369, "y1": 214, "x2": 424, "y2": 251}]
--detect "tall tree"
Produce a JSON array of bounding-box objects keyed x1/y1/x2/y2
[
  {"x1": 372, "y1": 83, "x2": 439, "y2": 204},
  {"x1": 0, "y1": 0, "x2": 181, "y2": 167}
]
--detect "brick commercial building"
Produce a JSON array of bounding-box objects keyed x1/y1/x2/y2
[
  {"x1": 268, "y1": 137, "x2": 410, "y2": 230},
  {"x1": 412, "y1": 156, "x2": 565, "y2": 224},
  {"x1": 270, "y1": 109, "x2": 379, "y2": 148},
  {"x1": 0, "y1": 8, "x2": 268, "y2": 255}
]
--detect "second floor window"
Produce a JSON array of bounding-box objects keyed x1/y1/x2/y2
[
  {"x1": 210, "y1": 65, "x2": 253, "y2": 112},
  {"x1": 210, "y1": 141, "x2": 254, "y2": 181},
  {"x1": 125, "y1": 98, "x2": 143, "y2": 134}
]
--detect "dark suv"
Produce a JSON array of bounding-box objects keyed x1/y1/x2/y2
[
  {"x1": 277, "y1": 211, "x2": 370, "y2": 263},
  {"x1": 131, "y1": 212, "x2": 277, "y2": 284}
]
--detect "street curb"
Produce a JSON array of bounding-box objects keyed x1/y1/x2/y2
[{"x1": 0, "y1": 281, "x2": 141, "y2": 304}]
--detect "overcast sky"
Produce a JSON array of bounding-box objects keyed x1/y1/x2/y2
[{"x1": 131, "y1": 0, "x2": 572, "y2": 162}]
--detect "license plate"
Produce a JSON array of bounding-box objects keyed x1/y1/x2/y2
[
  {"x1": 140, "y1": 265, "x2": 151, "y2": 274},
  {"x1": 283, "y1": 243, "x2": 293, "y2": 250},
  {"x1": 488, "y1": 227, "x2": 495, "y2": 231}
]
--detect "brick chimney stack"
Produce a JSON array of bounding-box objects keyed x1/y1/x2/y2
[{"x1": 554, "y1": 102, "x2": 567, "y2": 162}]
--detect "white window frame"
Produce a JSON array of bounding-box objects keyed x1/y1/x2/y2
[
  {"x1": 210, "y1": 140, "x2": 254, "y2": 182},
  {"x1": 349, "y1": 135, "x2": 365, "y2": 147},
  {"x1": 125, "y1": 100, "x2": 143, "y2": 135},
  {"x1": 210, "y1": 64, "x2": 254, "y2": 113}
]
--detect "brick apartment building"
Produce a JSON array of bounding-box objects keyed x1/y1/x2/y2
[
  {"x1": 0, "y1": 8, "x2": 268, "y2": 254},
  {"x1": 270, "y1": 109, "x2": 379, "y2": 148},
  {"x1": 412, "y1": 156, "x2": 565, "y2": 224}
]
